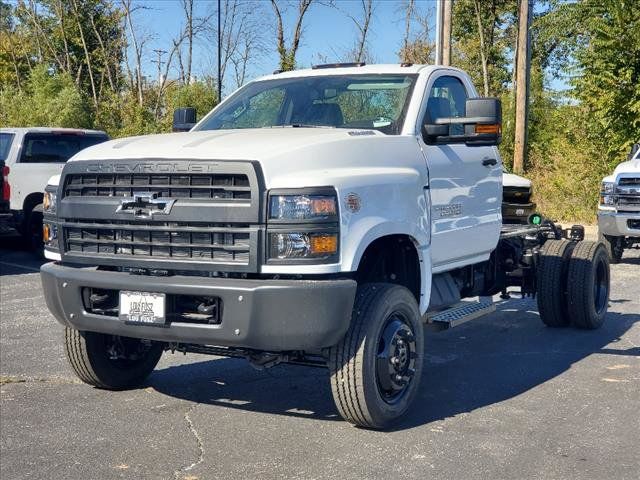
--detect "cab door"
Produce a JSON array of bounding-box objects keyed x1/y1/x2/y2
[{"x1": 417, "y1": 73, "x2": 502, "y2": 270}]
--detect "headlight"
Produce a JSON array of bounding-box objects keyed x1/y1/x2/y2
[
  {"x1": 43, "y1": 190, "x2": 57, "y2": 214},
  {"x1": 269, "y1": 232, "x2": 338, "y2": 259},
  {"x1": 269, "y1": 193, "x2": 337, "y2": 221},
  {"x1": 600, "y1": 194, "x2": 616, "y2": 206},
  {"x1": 266, "y1": 188, "x2": 339, "y2": 263},
  {"x1": 601, "y1": 182, "x2": 615, "y2": 194}
]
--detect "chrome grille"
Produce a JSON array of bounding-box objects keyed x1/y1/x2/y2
[
  {"x1": 618, "y1": 177, "x2": 640, "y2": 187},
  {"x1": 64, "y1": 173, "x2": 251, "y2": 200}
]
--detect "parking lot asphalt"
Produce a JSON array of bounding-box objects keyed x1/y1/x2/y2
[{"x1": 1, "y1": 234, "x2": 638, "y2": 480}]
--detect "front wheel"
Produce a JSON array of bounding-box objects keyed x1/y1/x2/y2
[
  {"x1": 598, "y1": 231, "x2": 624, "y2": 263},
  {"x1": 64, "y1": 328, "x2": 164, "y2": 390},
  {"x1": 328, "y1": 283, "x2": 424, "y2": 429}
]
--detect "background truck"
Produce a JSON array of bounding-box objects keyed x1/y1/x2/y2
[
  {"x1": 598, "y1": 143, "x2": 640, "y2": 262},
  {"x1": 40, "y1": 64, "x2": 610, "y2": 429},
  {"x1": 0, "y1": 127, "x2": 109, "y2": 247}
]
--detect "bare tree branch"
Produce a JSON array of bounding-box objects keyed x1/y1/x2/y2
[{"x1": 270, "y1": 0, "x2": 314, "y2": 71}]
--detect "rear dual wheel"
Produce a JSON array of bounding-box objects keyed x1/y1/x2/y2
[{"x1": 536, "y1": 240, "x2": 610, "y2": 330}]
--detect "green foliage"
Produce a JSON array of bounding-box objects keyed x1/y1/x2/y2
[
  {"x1": 158, "y1": 81, "x2": 218, "y2": 132},
  {"x1": 527, "y1": 105, "x2": 610, "y2": 223},
  {"x1": 570, "y1": 0, "x2": 640, "y2": 163},
  {"x1": 452, "y1": 0, "x2": 517, "y2": 97},
  {"x1": 0, "y1": 65, "x2": 92, "y2": 128}
]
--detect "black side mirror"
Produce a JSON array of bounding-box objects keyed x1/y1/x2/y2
[
  {"x1": 628, "y1": 143, "x2": 639, "y2": 161},
  {"x1": 423, "y1": 97, "x2": 502, "y2": 146},
  {"x1": 172, "y1": 108, "x2": 197, "y2": 132}
]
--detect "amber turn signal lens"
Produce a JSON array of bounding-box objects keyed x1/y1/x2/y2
[
  {"x1": 42, "y1": 224, "x2": 50, "y2": 243},
  {"x1": 310, "y1": 198, "x2": 337, "y2": 215},
  {"x1": 310, "y1": 234, "x2": 338, "y2": 254},
  {"x1": 475, "y1": 123, "x2": 501, "y2": 134}
]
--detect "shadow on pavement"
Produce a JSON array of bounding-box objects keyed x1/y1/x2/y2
[
  {"x1": 147, "y1": 305, "x2": 639, "y2": 431},
  {"x1": 619, "y1": 255, "x2": 640, "y2": 266},
  {"x1": 0, "y1": 233, "x2": 46, "y2": 276}
]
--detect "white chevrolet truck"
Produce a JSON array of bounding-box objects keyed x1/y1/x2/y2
[
  {"x1": 598, "y1": 143, "x2": 640, "y2": 262},
  {"x1": 40, "y1": 64, "x2": 610, "y2": 429}
]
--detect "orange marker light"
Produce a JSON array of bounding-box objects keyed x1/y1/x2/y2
[
  {"x1": 310, "y1": 234, "x2": 338, "y2": 254},
  {"x1": 475, "y1": 123, "x2": 501, "y2": 134},
  {"x1": 310, "y1": 198, "x2": 337, "y2": 215},
  {"x1": 43, "y1": 224, "x2": 50, "y2": 243}
]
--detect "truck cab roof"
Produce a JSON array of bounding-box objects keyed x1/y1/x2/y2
[{"x1": 0, "y1": 127, "x2": 107, "y2": 135}]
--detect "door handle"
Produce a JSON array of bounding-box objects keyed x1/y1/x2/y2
[{"x1": 482, "y1": 158, "x2": 497, "y2": 167}]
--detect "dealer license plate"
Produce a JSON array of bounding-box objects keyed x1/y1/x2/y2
[{"x1": 119, "y1": 291, "x2": 166, "y2": 325}]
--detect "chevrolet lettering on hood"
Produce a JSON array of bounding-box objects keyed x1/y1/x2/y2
[{"x1": 84, "y1": 162, "x2": 221, "y2": 174}]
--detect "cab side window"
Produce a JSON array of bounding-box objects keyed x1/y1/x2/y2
[{"x1": 425, "y1": 76, "x2": 468, "y2": 135}]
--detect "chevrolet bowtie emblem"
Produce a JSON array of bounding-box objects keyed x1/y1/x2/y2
[{"x1": 116, "y1": 192, "x2": 175, "y2": 219}]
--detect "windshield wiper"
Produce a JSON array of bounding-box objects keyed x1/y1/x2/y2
[{"x1": 271, "y1": 123, "x2": 336, "y2": 128}]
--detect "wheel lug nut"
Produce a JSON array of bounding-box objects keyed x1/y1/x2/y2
[
  {"x1": 391, "y1": 356, "x2": 400, "y2": 365},
  {"x1": 395, "y1": 374, "x2": 403, "y2": 382}
]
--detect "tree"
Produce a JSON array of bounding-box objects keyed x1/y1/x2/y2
[
  {"x1": 214, "y1": 0, "x2": 267, "y2": 91},
  {"x1": 398, "y1": 0, "x2": 435, "y2": 64},
  {"x1": 451, "y1": 0, "x2": 517, "y2": 97},
  {"x1": 335, "y1": 0, "x2": 374, "y2": 63},
  {"x1": 270, "y1": 0, "x2": 314, "y2": 71},
  {"x1": 571, "y1": 0, "x2": 640, "y2": 161},
  {"x1": 0, "y1": 64, "x2": 92, "y2": 128}
]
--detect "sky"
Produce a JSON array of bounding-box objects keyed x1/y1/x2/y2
[
  {"x1": 131, "y1": 0, "x2": 566, "y2": 96},
  {"x1": 133, "y1": 0, "x2": 439, "y2": 92}
]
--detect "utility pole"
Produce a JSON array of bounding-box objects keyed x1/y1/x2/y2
[
  {"x1": 513, "y1": 0, "x2": 532, "y2": 174},
  {"x1": 217, "y1": 0, "x2": 222, "y2": 103},
  {"x1": 151, "y1": 49, "x2": 167, "y2": 85},
  {"x1": 442, "y1": 0, "x2": 452, "y2": 66},
  {"x1": 435, "y1": 0, "x2": 444, "y2": 64}
]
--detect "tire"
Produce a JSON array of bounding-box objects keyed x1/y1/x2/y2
[
  {"x1": 598, "y1": 231, "x2": 623, "y2": 264},
  {"x1": 328, "y1": 283, "x2": 424, "y2": 429},
  {"x1": 566, "y1": 241, "x2": 610, "y2": 330},
  {"x1": 23, "y1": 206, "x2": 43, "y2": 254},
  {"x1": 64, "y1": 328, "x2": 164, "y2": 390},
  {"x1": 536, "y1": 239, "x2": 574, "y2": 328}
]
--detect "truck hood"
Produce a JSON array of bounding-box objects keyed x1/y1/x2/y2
[
  {"x1": 603, "y1": 158, "x2": 640, "y2": 183},
  {"x1": 502, "y1": 172, "x2": 531, "y2": 188},
  {"x1": 68, "y1": 128, "x2": 421, "y2": 189}
]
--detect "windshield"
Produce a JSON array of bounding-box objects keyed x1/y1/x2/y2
[
  {"x1": 196, "y1": 74, "x2": 418, "y2": 135},
  {"x1": 0, "y1": 133, "x2": 15, "y2": 161}
]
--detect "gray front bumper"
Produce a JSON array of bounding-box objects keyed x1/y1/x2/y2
[
  {"x1": 597, "y1": 209, "x2": 640, "y2": 237},
  {"x1": 41, "y1": 263, "x2": 356, "y2": 351}
]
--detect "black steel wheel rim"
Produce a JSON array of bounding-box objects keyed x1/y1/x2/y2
[
  {"x1": 375, "y1": 312, "x2": 417, "y2": 405},
  {"x1": 593, "y1": 257, "x2": 609, "y2": 315}
]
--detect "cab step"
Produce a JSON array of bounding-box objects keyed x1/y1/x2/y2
[{"x1": 426, "y1": 299, "x2": 496, "y2": 329}]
